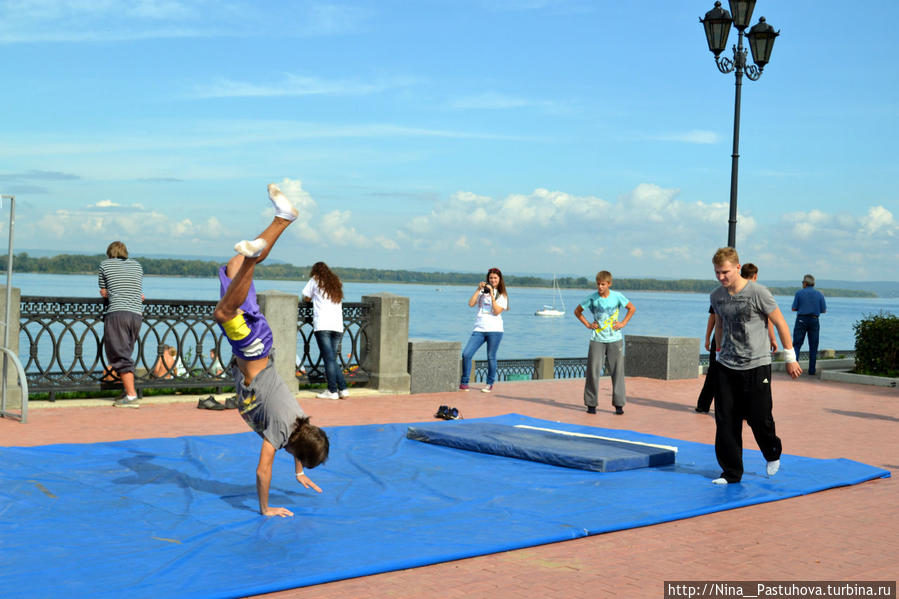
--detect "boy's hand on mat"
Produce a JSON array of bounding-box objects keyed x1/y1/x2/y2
[
  {"x1": 263, "y1": 506, "x2": 294, "y2": 517},
  {"x1": 296, "y1": 473, "x2": 323, "y2": 493}
]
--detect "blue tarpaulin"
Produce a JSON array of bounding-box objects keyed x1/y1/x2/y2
[
  {"x1": 0, "y1": 414, "x2": 889, "y2": 599},
  {"x1": 407, "y1": 421, "x2": 677, "y2": 471}
]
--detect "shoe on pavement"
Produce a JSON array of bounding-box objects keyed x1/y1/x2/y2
[
  {"x1": 586, "y1": 406, "x2": 596, "y2": 414},
  {"x1": 114, "y1": 396, "x2": 140, "y2": 409},
  {"x1": 338, "y1": 389, "x2": 350, "y2": 399},
  {"x1": 316, "y1": 390, "x2": 339, "y2": 400},
  {"x1": 614, "y1": 406, "x2": 624, "y2": 415},
  {"x1": 458, "y1": 384, "x2": 470, "y2": 391},
  {"x1": 197, "y1": 396, "x2": 225, "y2": 410},
  {"x1": 481, "y1": 385, "x2": 493, "y2": 393}
]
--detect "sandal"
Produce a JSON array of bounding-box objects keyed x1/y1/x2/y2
[{"x1": 197, "y1": 396, "x2": 226, "y2": 411}]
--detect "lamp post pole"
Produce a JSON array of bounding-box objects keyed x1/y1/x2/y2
[{"x1": 700, "y1": 1, "x2": 779, "y2": 248}]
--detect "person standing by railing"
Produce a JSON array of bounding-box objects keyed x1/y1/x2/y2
[
  {"x1": 459, "y1": 267, "x2": 509, "y2": 393},
  {"x1": 99, "y1": 241, "x2": 144, "y2": 408},
  {"x1": 792, "y1": 273, "x2": 826, "y2": 376},
  {"x1": 302, "y1": 262, "x2": 349, "y2": 400}
]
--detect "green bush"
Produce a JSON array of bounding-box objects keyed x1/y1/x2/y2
[{"x1": 853, "y1": 311, "x2": 899, "y2": 377}]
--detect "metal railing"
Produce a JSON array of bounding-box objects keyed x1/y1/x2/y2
[
  {"x1": 19, "y1": 296, "x2": 371, "y2": 400},
  {"x1": 470, "y1": 357, "x2": 589, "y2": 383},
  {"x1": 297, "y1": 302, "x2": 371, "y2": 385}
]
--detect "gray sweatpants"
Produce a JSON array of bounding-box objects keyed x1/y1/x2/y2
[{"x1": 583, "y1": 339, "x2": 626, "y2": 408}]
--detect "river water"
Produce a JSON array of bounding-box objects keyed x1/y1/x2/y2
[{"x1": 12, "y1": 273, "x2": 898, "y2": 359}]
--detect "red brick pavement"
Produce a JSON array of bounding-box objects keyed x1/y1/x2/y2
[{"x1": 2, "y1": 374, "x2": 897, "y2": 598}]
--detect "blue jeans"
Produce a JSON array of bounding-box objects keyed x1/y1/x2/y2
[
  {"x1": 314, "y1": 330, "x2": 347, "y2": 392},
  {"x1": 793, "y1": 315, "x2": 820, "y2": 374},
  {"x1": 460, "y1": 331, "x2": 503, "y2": 385}
]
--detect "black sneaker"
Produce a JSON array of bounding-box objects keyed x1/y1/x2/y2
[
  {"x1": 448, "y1": 407, "x2": 461, "y2": 420},
  {"x1": 435, "y1": 405, "x2": 449, "y2": 419},
  {"x1": 586, "y1": 406, "x2": 596, "y2": 414},
  {"x1": 614, "y1": 406, "x2": 624, "y2": 415}
]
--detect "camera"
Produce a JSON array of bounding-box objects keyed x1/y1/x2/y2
[{"x1": 482, "y1": 285, "x2": 492, "y2": 294}]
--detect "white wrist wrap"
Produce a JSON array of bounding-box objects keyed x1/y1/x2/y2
[
  {"x1": 783, "y1": 348, "x2": 796, "y2": 363},
  {"x1": 295, "y1": 470, "x2": 304, "y2": 477}
]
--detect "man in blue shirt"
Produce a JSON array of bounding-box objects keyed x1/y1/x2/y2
[{"x1": 791, "y1": 274, "x2": 827, "y2": 375}]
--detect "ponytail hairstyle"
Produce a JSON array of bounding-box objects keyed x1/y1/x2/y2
[
  {"x1": 486, "y1": 267, "x2": 508, "y2": 305},
  {"x1": 286, "y1": 416, "x2": 330, "y2": 469},
  {"x1": 310, "y1": 262, "x2": 344, "y2": 303}
]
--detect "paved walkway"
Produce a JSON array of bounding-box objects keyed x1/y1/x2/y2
[{"x1": 2, "y1": 374, "x2": 897, "y2": 599}]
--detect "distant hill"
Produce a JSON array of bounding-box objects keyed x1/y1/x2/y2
[{"x1": 2, "y1": 252, "x2": 881, "y2": 298}]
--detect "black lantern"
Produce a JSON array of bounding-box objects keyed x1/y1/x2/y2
[
  {"x1": 727, "y1": 0, "x2": 757, "y2": 31},
  {"x1": 701, "y1": 1, "x2": 732, "y2": 57},
  {"x1": 747, "y1": 16, "x2": 780, "y2": 69}
]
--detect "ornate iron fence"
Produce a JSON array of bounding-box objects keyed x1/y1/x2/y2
[
  {"x1": 553, "y1": 357, "x2": 588, "y2": 379},
  {"x1": 20, "y1": 296, "x2": 371, "y2": 400},
  {"x1": 296, "y1": 302, "x2": 371, "y2": 385}
]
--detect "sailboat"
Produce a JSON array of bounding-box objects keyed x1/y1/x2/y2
[{"x1": 535, "y1": 275, "x2": 566, "y2": 317}]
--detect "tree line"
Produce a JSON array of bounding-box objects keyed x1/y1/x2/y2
[{"x1": 1, "y1": 252, "x2": 876, "y2": 297}]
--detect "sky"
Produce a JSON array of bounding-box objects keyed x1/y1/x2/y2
[{"x1": 0, "y1": 0, "x2": 896, "y2": 282}]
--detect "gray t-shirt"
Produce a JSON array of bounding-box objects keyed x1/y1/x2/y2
[
  {"x1": 710, "y1": 281, "x2": 778, "y2": 370},
  {"x1": 237, "y1": 360, "x2": 305, "y2": 449}
]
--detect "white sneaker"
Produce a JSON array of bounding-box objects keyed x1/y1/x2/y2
[
  {"x1": 268, "y1": 183, "x2": 298, "y2": 222},
  {"x1": 481, "y1": 385, "x2": 493, "y2": 393},
  {"x1": 315, "y1": 390, "x2": 339, "y2": 400},
  {"x1": 338, "y1": 389, "x2": 350, "y2": 399},
  {"x1": 234, "y1": 237, "x2": 268, "y2": 258},
  {"x1": 766, "y1": 459, "x2": 780, "y2": 476}
]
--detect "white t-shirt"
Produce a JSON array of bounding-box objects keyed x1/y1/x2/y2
[
  {"x1": 473, "y1": 291, "x2": 508, "y2": 332},
  {"x1": 302, "y1": 278, "x2": 344, "y2": 332}
]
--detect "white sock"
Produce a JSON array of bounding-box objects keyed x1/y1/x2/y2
[
  {"x1": 126, "y1": 395, "x2": 138, "y2": 400},
  {"x1": 766, "y1": 459, "x2": 780, "y2": 476},
  {"x1": 712, "y1": 477, "x2": 728, "y2": 485},
  {"x1": 268, "y1": 183, "x2": 298, "y2": 221},
  {"x1": 234, "y1": 238, "x2": 268, "y2": 258}
]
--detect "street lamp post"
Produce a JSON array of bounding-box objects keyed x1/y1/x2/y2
[{"x1": 700, "y1": 0, "x2": 779, "y2": 248}]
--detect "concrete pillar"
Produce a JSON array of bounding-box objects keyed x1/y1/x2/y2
[
  {"x1": 258, "y1": 290, "x2": 299, "y2": 393},
  {"x1": 625, "y1": 335, "x2": 700, "y2": 380},
  {"x1": 362, "y1": 293, "x2": 411, "y2": 393},
  {"x1": 534, "y1": 356, "x2": 554, "y2": 380},
  {"x1": 0, "y1": 286, "x2": 22, "y2": 410},
  {"x1": 408, "y1": 339, "x2": 461, "y2": 393}
]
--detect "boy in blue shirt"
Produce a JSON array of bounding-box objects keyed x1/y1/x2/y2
[{"x1": 574, "y1": 271, "x2": 636, "y2": 415}]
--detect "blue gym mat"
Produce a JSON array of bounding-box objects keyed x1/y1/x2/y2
[
  {"x1": 407, "y1": 421, "x2": 676, "y2": 471},
  {"x1": 0, "y1": 414, "x2": 889, "y2": 599}
]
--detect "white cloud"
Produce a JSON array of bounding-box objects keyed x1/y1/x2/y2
[
  {"x1": 648, "y1": 130, "x2": 720, "y2": 144},
  {"x1": 0, "y1": 1, "x2": 371, "y2": 43},
  {"x1": 861, "y1": 205, "x2": 895, "y2": 235},
  {"x1": 191, "y1": 74, "x2": 404, "y2": 99}
]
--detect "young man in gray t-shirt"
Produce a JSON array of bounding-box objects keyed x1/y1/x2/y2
[{"x1": 709, "y1": 247, "x2": 801, "y2": 484}]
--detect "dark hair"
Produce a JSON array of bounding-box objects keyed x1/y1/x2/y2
[
  {"x1": 286, "y1": 416, "x2": 330, "y2": 469},
  {"x1": 740, "y1": 263, "x2": 758, "y2": 279},
  {"x1": 310, "y1": 262, "x2": 344, "y2": 303},
  {"x1": 486, "y1": 267, "x2": 508, "y2": 301}
]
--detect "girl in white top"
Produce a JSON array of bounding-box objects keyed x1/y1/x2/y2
[
  {"x1": 459, "y1": 267, "x2": 509, "y2": 393},
  {"x1": 302, "y1": 262, "x2": 349, "y2": 400}
]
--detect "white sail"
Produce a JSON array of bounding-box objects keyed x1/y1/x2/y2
[{"x1": 534, "y1": 275, "x2": 566, "y2": 317}]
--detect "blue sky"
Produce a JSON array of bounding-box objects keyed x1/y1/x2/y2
[{"x1": 0, "y1": 0, "x2": 896, "y2": 281}]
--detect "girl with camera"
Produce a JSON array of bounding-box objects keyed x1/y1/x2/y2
[{"x1": 459, "y1": 267, "x2": 509, "y2": 393}]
